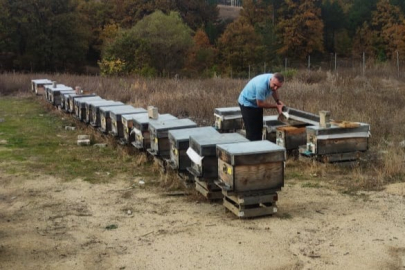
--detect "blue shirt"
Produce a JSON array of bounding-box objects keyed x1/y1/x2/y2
[{"x1": 238, "y1": 73, "x2": 273, "y2": 108}]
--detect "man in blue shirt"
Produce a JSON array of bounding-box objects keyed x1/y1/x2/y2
[{"x1": 238, "y1": 73, "x2": 285, "y2": 141}]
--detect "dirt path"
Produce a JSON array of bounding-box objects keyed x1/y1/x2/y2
[{"x1": 1, "y1": 171, "x2": 404, "y2": 270}]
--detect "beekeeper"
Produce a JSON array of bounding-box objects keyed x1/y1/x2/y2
[{"x1": 238, "y1": 73, "x2": 285, "y2": 141}]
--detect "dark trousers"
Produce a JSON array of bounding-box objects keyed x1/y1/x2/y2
[{"x1": 239, "y1": 104, "x2": 263, "y2": 141}]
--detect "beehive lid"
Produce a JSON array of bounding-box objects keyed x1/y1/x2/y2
[
  {"x1": 99, "y1": 105, "x2": 134, "y2": 114},
  {"x1": 71, "y1": 94, "x2": 97, "y2": 100},
  {"x1": 122, "y1": 113, "x2": 148, "y2": 122},
  {"x1": 75, "y1": 96, "x2": 102, "y2": 105},
  {"x1": 133, "y1": 114, "x2": 178, "y2": 131},
  {"x1": 306, "y1": 122, "x2": 370, "y2": 137},
  {"x1": 64, "y1": 93, "x2": 77, "y2": 98},
  {"x1": 57, "y1": 90, "x2": 75, "y2": 94},
  {"x1": 189, "y1": 133, "x2": 248, "y2": 156},
  {"x1": 71, "y1": 95, "x2": 99, "y2": 108},
  {"x1": 68, "y1": 93, "x2": 95, "y2": 101},
  {"x1": 169, "y1": 127, "x2": 219, "y2": 148},
  {"x1": 91, "y1": 101, "x2": 124, "y2": 108},
  {"x1": 32, "y1": 79, "x2": 53, "y2": 84},
  {"x1": 217, "y1": 140, "x2": 285, "y2": 165},
  {"x1": 108, "y1": 106, "x2": 147, "y2": 117},
  {"x1": 45, "y1": 84, "x2": 72, "y2": 92},
  {"x1": 279, "y1": 106, "x2": 320, "y2": 126},
  {"x1": 214, "y1": 106, "x2": 241, "y2": 116},
  {"x1": 83, "y1": 99, "x2": 107, "y2": 106},
  {"x1": 149, "y1": 119, "x2": 197, "y2": 138}
]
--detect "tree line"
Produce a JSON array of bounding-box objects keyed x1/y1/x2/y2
[{"x1": 1, "y1": 0, "x2": 405, "y2": 77}]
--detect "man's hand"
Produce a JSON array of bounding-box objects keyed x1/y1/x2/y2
[{"x1": 276, "y1": 103, "x2": 284, "y2": 114}]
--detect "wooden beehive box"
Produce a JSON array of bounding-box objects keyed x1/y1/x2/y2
[
  {"x1": 63, "y1": 93, "x2": 79, "y2": 112},
  {"x1": 45, "y1": 84, "x2": 72, "y2": 104},
  {"x1": 262, "y1": 115, "x2": 288, "y2": 143},
  {"x1": 64, "y1": 93, "x2": 83, "y2": 113},
  {"x1": 45, "y1": 83, "x2": 65, "y2": 102},
  {"x1": 121, "y1": 113, "x2": 148, "y2": 144},
  {"x1": 74, "y1": 96, "x2": 103, "y2": 121},
  {"x1": 148, "y1": 119, "x2": 197, "y2": 159},
  {"x1": 61, "y1": 92, "x2": 73, "y2": 111},
  {"x1": 187, "y1": 133, "x2": 248, "y2": 179},
  {"x1": 31, "y1": 79, "x2": 53, "y2": 95},
  {"x1": 69, "y1": 94, "x2": 98, "y2": 115},
  {"x1": 83, "y1": 99, "x2": 110, "y2": 123},
  {"x1": 52, "y1": 89, "x2": 75, "y2": 107},
  {"x1": 168, "y1": 127, "x2": 220, "y2": 171},
  {"x1": 109, "y1": 107, "x2": 147, "y2": 138},
  {"x1": 89, "y1": 101, "x2": 124, "y2": 127},
  {"x1": 99, "y1": 105, "x2": 135, "y2": 134},
  {"x1": 216, "y1": 140, "x2": 285, "y2": 193},
  {"x1": 304, "y1": 122, "x2": 370, "y2": 162},
  {"x1": 276, "y1": 124, "x2": 312, "y2": 151},
  {"x1": 132, "y1": 114, "x2": 177, "y2": 150},
  {"x1": 214, "y1": 106, "x2": 243, "y2": 132}
]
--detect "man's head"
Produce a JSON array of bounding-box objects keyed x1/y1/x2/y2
[{"x1": 270, "y1": 73, "x2": 284, "y2": 91}]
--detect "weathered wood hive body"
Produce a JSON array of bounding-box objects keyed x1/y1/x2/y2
[
  {"x1": 44, "y1": 84, "x2": 73, "y2": 104},
  {"x1": 303, "y1": 122, "x2": 370, "y2": 162},
  {"x1": 31, "y1": 79, "x2": 53, "y2": 95},
  {"x1": 187, "y1": 133, "x2": 248, "y2": 179},
  {"x1": 168, "y1": 127, "x2": 220, "y2": 171},
  {"x1": 82, "y1": 99, "x2": 110, "y2": 123},
  {"x1": 89, "y1": 101, "x2": 124, "y2": 127},
  {"x1": 63, "y1": 93, "x2": 79, "y2": 112},
  {"x1": 131, "y1": 114, "x2": 178, "y2": 150},
  {"x1": 109, "y1": 107, "x2": 147, "y2": 138},
  {"x1": 214, "y1": 107, "x2": 243, "y2": 132},
  {"x1": 187, "y1": 133, "x2": 249, "y2": 200},
  {"x1": 216, "y1": 140, "x2": 286, "y2": 218},
  {"x1": 69, "y1": 94, "x2": 98, "y2": 115},
  {"x1": 51, "y1": 89, "x2": 75, "y2": 107},
  {"x1": 216, "y1": 140, "x2": 285, "y2": 193},
  {"x1": 121, "y1": 113, "x2": 148, "y2": 144},
  {"x1": 276, "y1": 107, "x2": 318, "y2": 151},
  {"x1": 61, "y1": 92, "x2": 74, "y2": 111},
  {"x1": 276, "y1": 124, "x2": 312, "y2": 151},
  {"x1": 262, "y1": 115, "x2": 287, "y2": 143},
  {"x1": 99, "y1": 105, "x2": 138, "y2": 134},
  {"x1": 148, "y1": 119, "x2": 197, "y2": 159},
  {"x1": 74, "y1": 96, "x2": 103, "y2": 120}
]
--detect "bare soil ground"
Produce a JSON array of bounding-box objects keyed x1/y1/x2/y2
[{"x1": 1, "y1": 170, "x2": 405, "y2": 270}]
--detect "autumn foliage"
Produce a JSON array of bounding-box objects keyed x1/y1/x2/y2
[{"x1": 1, "y1": 0, "x2": 405, "y2": 76}]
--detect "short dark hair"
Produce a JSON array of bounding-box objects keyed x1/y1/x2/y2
[{"x1": 273, "y1": 72, "x2": 284, "y2": 83}]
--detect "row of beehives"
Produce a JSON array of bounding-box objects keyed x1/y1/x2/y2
[
  {"x1": 214, "y1": 101, "x2": 371, "y2": 163},
  {"x1": 32, "y1": 79, "x2": 371, "y2": 218},
  {"x1": 32, "y1": 79, "x2": 286, "y2": 218}
]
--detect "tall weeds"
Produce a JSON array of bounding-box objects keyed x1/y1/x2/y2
[{"x1": 1, "y1": 68, "x2": 404, "y2": 188}]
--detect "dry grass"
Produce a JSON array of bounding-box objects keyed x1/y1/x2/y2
[
  {"x1": 1, "y1": 67, "x2": 404, "y2": 190},
  {"x1": 159, "y1": 169, "x2": 184, "y2": 191}
]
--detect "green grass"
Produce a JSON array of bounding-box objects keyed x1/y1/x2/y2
[
  {"x1": 285, "y1": 170, "x2": 310, "y2": 181},
  {"x1": 0, "y1": 96, "x2": 155, "y2": 183},
  {"x1": 301, "y1": 182, "x2": 322, "y2": 188}
]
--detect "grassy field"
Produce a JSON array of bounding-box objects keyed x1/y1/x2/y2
[
  {"x1": 0, "y1": 68, "x2": 404, "y2": 191},
  {"x1": 0, "y1": 95, "x2": 157, "y2": 183}
]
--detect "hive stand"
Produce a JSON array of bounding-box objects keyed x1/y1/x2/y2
[{"x1": 216, "y1": 140, "x2": 286, "y2": 218}]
